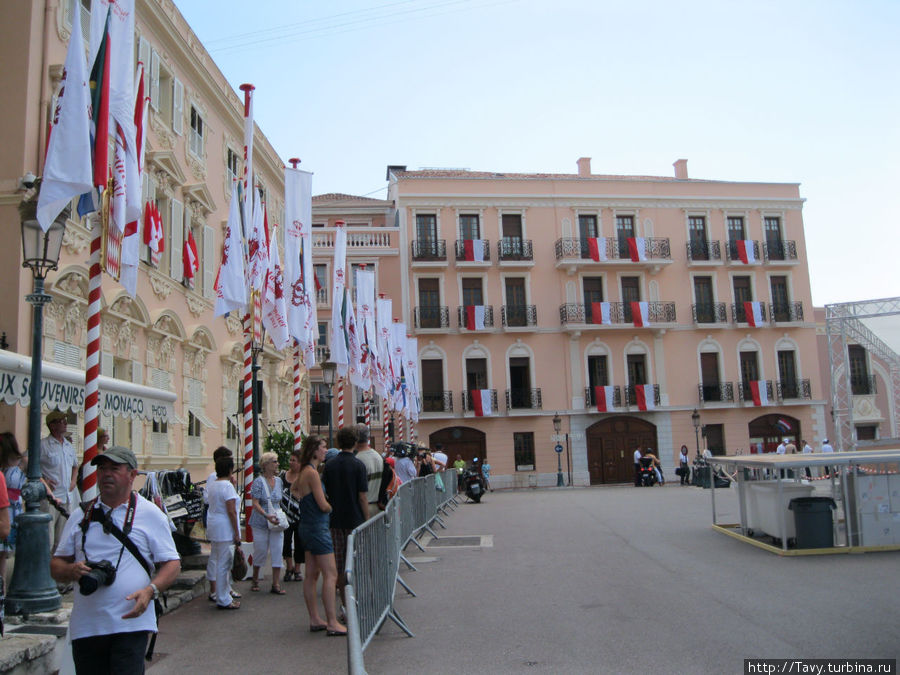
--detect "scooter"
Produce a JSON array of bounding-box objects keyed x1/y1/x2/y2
[{"x1": 463, "y1": 467, "x2": 485, "y2": 503}]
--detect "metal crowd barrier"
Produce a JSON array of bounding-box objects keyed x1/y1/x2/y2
[{"x1": 345, "y1": 471, "x2": 460, "y2": 674}]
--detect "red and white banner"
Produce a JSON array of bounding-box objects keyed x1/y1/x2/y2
[
  {"x1": 466, "y1": 305, "x2": 485, "y2": 331},
  {"x1": 463, "y1": 239, "x2": 484, "y2": 262},
  {"x1": 355, "y1": 268, "x2": 378, "y2": 390},
  {"x1": 375, "y1": 297, "x2": 394, "y2": 399},
  {"x1": 587, "y1": 237, "x2": 606, "y2": 261},
  {"x1": 631, "y1": 301, "x2": 649, "y2": 327},
  {"x1": 736, "y1": 239, "x2": 756, "y2": 264},
  {"x1": 246, "y1": 188, "x2": 268, "y2": 292},
  {"x1": 89, "y1": 0, "x2": 135, "y2": 142},
  {"x1": 471, "y1": 389, "x2": 492, "y2": 417},
  {"x1": 591, "y1": 301, "x2": 611, "y2": 325},
  {"x1": 627, "y1": 237, "x2": 646, "y2": 262},
  {"x1": 635, "y1": 384, "x2": 655, "y2": 411},
  {"x1": 283, "y1": 167, "x2": 316, "y2": 366},
  {"x1": 594, "y1": 385, "x2": 615, "y2": 412},
  {"x1": 183, "y1": 229, "x2": 198, "y2": 281},
  {"x1": 214, "y1": 187, "x2": 246, "y2": 316},
  {"x1": 262, "y1": 214, "x2": 289, "y2": 350},
  {"x1": 749, "y1": 380, "x2": 768, "y2": 406},
  {"x1": 743, "y1": 301, "x2": 764, "y2": 327},
  {"x1": 143, "y1": 201, "x2": 164, "y2": 266}
]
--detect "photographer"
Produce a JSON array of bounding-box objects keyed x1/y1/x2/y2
[{"x1": 51, "y1": 447, "x2": 180, "y2": 674}]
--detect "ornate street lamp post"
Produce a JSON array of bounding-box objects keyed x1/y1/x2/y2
[
  {"x1": 552, "y1": 413, "x2": 564, "y2": 487},
  {"x1": 5, "y1": 211, "x2": 67, "y2": 615},
  {"x1": 321, "y1": 360, "x2": 336, "y2": 448},
  {"x1": 692, "y1": 408, "x2": 701, "y2": 460}
]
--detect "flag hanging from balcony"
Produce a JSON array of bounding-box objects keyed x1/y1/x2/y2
[
  {"x1": 463, "y1": 239, "x2": 484, "y2": 262},
  {"x1": 749, "y1": 380, "x2": 768, "y2": 406},
  {"x1": 776, "y1": 418, "x2": 792, "y2": 433},
  {"x1": 591, "y1": 301, "x2": 611, "y2": 325},
  {"x1": 743, "y1": 301, "x2": 764, "y2": 327},
  {"x1": 214, "y1": 187, "x2": 246, "y2": 316},
  {"x1": 587, "y1": 237, "x2": 607, "y2": 262},
  {"x1": 631, "y1": 301, "x2": 649, "y2": 327},
  {"x1": 390, "y1": 321, "x2": 407, "y2": 411},
  {"x1": 594, "y1": 385, "x2": 615, "y2": 412},
  {"x1": 183, "y1": 229, "x2": 199, "y2": 282},
  {"x1": 635, "y1": 384, "x2": 655, "y2": 411},
  {"x1": 143, "y1": 201, "x2": 164, "y2": 266},
  {"x1": 471, "y1": 389, "x2": 492, "y2": 417},
  {"x1": 627, "y1": 237, "x2": 646, "y2": 262},
  {"x1": 466, "y1": 305, "x2": 485, "y2": 330},
  {"x1": 737, "y1": 240, "x2": 756, "y2": 264}
]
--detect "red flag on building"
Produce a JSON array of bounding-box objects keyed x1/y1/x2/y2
[
  {"x1": 471, "y1": 389, "x2": 492, "y2": 417},
  {"x1": 183, "y1": 229, "x2": 199, "y2": 281}
]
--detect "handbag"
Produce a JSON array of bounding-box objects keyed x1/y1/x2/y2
[
  {"x1": 281, "y1": 486, "x2": 302, "y2": 525},
  {"x1": 434, "y1": 472, "x2": 444, "y2": 491},
  {"x1": 231, "y1": 546, "x2": 248, "y2": 580},
  {"x1": 260, "y1": 477, "x2": 289, "y2": 532}
]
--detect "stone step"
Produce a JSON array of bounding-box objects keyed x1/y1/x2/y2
[{"x1": 181, "y1": 552, "x2": 209, "y2": 570}]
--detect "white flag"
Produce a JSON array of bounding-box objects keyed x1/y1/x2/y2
[
  {"x1": 246, "y1": 188, "x2": 267, "y2": 292},
  {"x1": 284, "y1": 168, "x2": 316, "y2": 366},
  {"x1": 89, "y1": 0, "x2": 135, "y2": 140},
  {"x1": 374, "y1": 297, "x2": 393, "y2": 398},
  {"x1": 262, "y1": 221, "x2": 289, "y2": 350},
  {"x1": 330, "y1": 221, "x2": 349, "y2": 372},
  {"x1": 355, "y1": 269, "x2": 378, "y2": 390},
  {"x1": 405, "y1": 337, "x2": 420, "y2": 422},
  {"x1": 214, "y1": 187, "x2": 246, "y2": 316}
]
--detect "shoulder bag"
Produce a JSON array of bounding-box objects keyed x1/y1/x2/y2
[{"x1": 260, "y1": 478, "x2": 289, "y2": 532}]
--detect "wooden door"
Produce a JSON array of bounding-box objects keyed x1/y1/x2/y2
[{"x1": 586, "y1": 416, "x2": 658, "y2": 484}]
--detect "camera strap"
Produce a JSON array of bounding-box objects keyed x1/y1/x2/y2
[{"x1": 79, "y1": 492, "x2": 153, "y2": 579}]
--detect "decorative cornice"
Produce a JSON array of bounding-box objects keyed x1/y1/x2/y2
[
  {"x1": 148, "y1": 269, "x2": 176, "y2": 300},
  {"x1": 185, "y1": 291, "x2": 211, "y2": 318},
  {"x1": 398, "y1": 195, "x2": 804, "y2": 211},
  {"x1": 62, "y1": 223, "x2": 91, "y2": 256}
]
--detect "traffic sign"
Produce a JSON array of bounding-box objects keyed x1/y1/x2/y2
[{"x1": 554, "y1": 443, "x2": 564, "y2": 453}]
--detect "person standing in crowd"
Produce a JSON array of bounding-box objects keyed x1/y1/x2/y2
[
  {"x1": 96, "y1": 428, "x2": 109, "y2": 455},
  {"x1": 801, "y1": 439, "x2": 813, "y2": 478},
  {"x1": 205, "y1": 446, "x2": 239, "y2": 604},
  {"x1": 206, "y1": 456, "x2": 242, "y2": 609},
  {"x1": 249, "y1": 452, "x2": 286, "y2": 594},
  {"x1": 394, "y1": 445, "x2": 417, "y2": 484},
  {"x1": 322, "y1": 427, "x2": 368, "y2": 616},
  {"x1": 281, "y1": 449, "x2": 304, "y2": 582},
  {"x1": 633, "y1": 447, "x2": 643, "y2": 487},
  {"x1": 377, "y1": 456, "x2": 398, "y2": 510},
  {"x1": 0, "y1": 432, "x2": 25, "y2": 580},
  {"x1": 51, "y1": 446, "x2": 180, "y2": 674},
  {"x1": 41, "y1": 411, "x2": 78, "y2": 550},
  {"x1": 433, "y1": 444, "x2": 448, "y2": 474},
  {"x1": 352, "y1": 424, "x2": 383, "y2": 519},
  {"x1": 452, "y1": 454, "x2": 465, "y2": 473},
  {"x1": 821, "y1": 438, "x2": 835, "y2": 477},
  {"x1": 481, "y1": 458, "x2": 492, "y2": 491},
  {"x1": 678, "y1": 445, "x2": 691, "y2": 485},
  {"x1": 418, "y1": 451, "x2": 435, "y2": 477},
  {"x1": 293, "y1": 434, "x2": 345, "y2": 636}
]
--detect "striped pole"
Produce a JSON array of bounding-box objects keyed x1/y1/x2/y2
[
  {"x1": 337, "y1": 377, "x2": 345, "y2": 431},
  {"x1": 293, "y1": 342, "x2": 302, "y2": 451},
  {"x1": 399, "y1": 414, "x2": 405, "y2": 443},
  {"x1": 364, "y1": 391, "x2": 371, "y2": 430},
  {"x1": 80, "y1": 221, "x2": 103, "y2": 501},
  {"x1": 383, "y1": 400, "x2": 390, "y2": 452},
  {"x1": 242, "y1": 313, "x2": 254, "y2": 541}
]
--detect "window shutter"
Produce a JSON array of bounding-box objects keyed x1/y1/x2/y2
[
  {"x1": 149, "y1": 48, "x2": 160, "y2": 111},
  {"x1": 101, "y1": 353, "x2": 114, "y2": 376},
  {"x1": 202, "y1": 225, "x2": 215, "y2": 299},
  {"x1": 131, "y1": 360, "x2": 143, "y2": 386},
  {"x1": 172, "y1": 78, "x2": 183, "y2": 135},
  {"x1": 170, "y1": 199, "x2": 183, "y2": 281}
]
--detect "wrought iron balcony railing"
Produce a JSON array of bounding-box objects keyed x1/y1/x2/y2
[
  {"x1": 456, "y1": 305, "x2": 495, "y2": 329},
  {"x1": 726, "y1": 239, "x2": 761, "y2": 262},
  {"x1": 769, "y1": 301, "x2": 804, "y2": 323},
  {"x1": 738, "y1": 380, "x2": 774, "y2": 403},
  {"x1": 776, "y1": 379, "x2": 811, "y2": 400},
  {"x1": 763, "y1": 240, "x2": 798, "y2": 262},
  {"x1": 584, "y1": 386, "x2": 622, "y2": 408},
  {"x1": 692, "y1": 302, "x2": 728, "y2": 324},
  {"x1": 624, "y1": 384, "x2": 660, "y2": 407},
  {"x1": 413, "y1": 305, "x2": 450, "y2": 329},
  {"x1": 411, "y1": 239, "x2": 447, "y2": 261},
  {"x1": 560, "y1": 301, "x2": 676, "y2": 325},
  {"x1": 501, "y1": 304, "x2": 537, "y2": 328},
  {"x1": 685, "y1": 240, "x2": 722, "y2": 262},
  {"x1": 498, "y1": 238, "x2": 533, "y2": 261},
  {"x1": 554, "y1": 237, "x2": 672, "y2": 261},
  {"x1": 851, "y1": 375, "x2": 877, "y2": 396},
  {"x1": 732, "y1": 302, "x2": 768, "y2": 324},
  {"x1": 461, "y1": 389, "x2": 498, "y2": 413},
  {"x1": 421, "y1": 390, "x2": 453, "y2": 413},
  {"x1": 505, "y1": 388, "x2": 543, "y2": 410},
  {"x1": 698, "y1": 382, "x2": 734, "y2": 403},
  {"x1": 454, "y1": 239, "x2": 491, "y2": 262}
]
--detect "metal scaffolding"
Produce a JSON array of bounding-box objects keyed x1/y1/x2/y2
[{"x1": 825, "y1": 297, "x2": 900, "y2": 450}]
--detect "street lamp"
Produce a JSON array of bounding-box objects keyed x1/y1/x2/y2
[
  {"x1": 552, "y1": 413, "x2": 564, "y2": 487},
  {"x1": 321, "y1": 360, "x2": 336, "y2": 447},
  {"x1": 692, "y1": 408, "x2": 701, "y2": 460},
  {"x1": 6, "y1": 211, "x2": 67, "y2": 615}
]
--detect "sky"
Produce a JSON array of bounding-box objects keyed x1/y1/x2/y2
[{"x1": 174, "y1": 0, "x2": 900, "y2": 311}]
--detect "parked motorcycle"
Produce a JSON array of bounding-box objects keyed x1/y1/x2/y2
[{"x1": 463, "y1": 465, "x2": 485, "y2": 503}]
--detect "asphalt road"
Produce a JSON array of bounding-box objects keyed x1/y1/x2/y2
[{"x1": 148, "y1": 484, "x2": 900, "y2": 674}]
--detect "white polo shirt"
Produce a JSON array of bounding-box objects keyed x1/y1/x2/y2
[
  {"x1": 55, "y1": 493, "x2": 179, "y2": 640},
  {"x1": 41, "y1": 434, "x2": 77, "y2": 501}
]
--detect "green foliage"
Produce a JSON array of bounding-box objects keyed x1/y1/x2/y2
[{"x1": 263, "y1": 426, "x2": 297, "y2": 471}]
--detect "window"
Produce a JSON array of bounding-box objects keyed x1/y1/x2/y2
[
  {"x1": 856, "y1": 425, "x2": 877, "y2": 441},
  {"x1": 314, "y1": 264, "x2": 327, "y2": 304},
  {"x1": 777, "y1": 350, "x2": 798, "y2": 398},
  {"x1": 733, "y1": 276, "x2": 751, "y2": 321},
  {"x1": 578, "y1": 215, "x2": 598, "y2": 258},
  {"x1": 740, "y1": 351, "x2": 759, "y2": 386},
  {"x1": 501, "y1": 213, "x2": 524, "y2": 257},
  {"x1": 627, "y1": 354, "x2": 646, "y2": 386},
  {"x1": 465, "y1": 358, "x2": 488, "y2": 391},
  {"x1": 701, "y1": 352, "x2": 720, "y2": 401},
  {"x1": 616, "y1": 214, "x2": 634, "y2": 257},
  {"x1": 770, "y1": 276, "x2": 790, "y2": 321},
  {"x1": 849, "y1": 345, "x2": 871, "y2": 394},
  {"x1": 509, "y1": 357, "x2": 532, "y2": 408},
  {"x1": 764, "y1": 217, "x2": 783, "y2": 260},
  {"x1": 688, "y1": 216, "x2": 708, "y2": 260},
  {"x1": 587, "y1": 355, "x2": 608, "y2": 388},
  {"x1": 416, "y1": 214, "x2": 437, "y2": 241},
  {"x1": 418, "y1": 278, "x2": 441, "y2": 328},
  {"x1": 189, "y1": 106, "x2": 204, "y2": 157},
  {"x1": 421, "y1": 359, "x2": 445, "y2": 412},
  {"x1": 188, "y1": 411, "x2": 202, "y2": 438},
  {"x1": 504, "y1": 277, "x2": 527, "y2": 326},
  {"x1": 226, "y1": 148, "x2": 240, "y2": 187},
  {"x1": 694, "y1": 277, "x2": 715, "y2": 322},
  {"x1": 583, "y1": 277, "x2": 603, "y2": 322},
  {"x1": 727, "y1": 216, "x2": 745, "y2": 242},
  {"x1": 621, "y1": 276, "x2": 640, "y2": 322},
  {"x1": 513, "y1": 432, "x2": 535, "y2": 471},
  {"x1": 462, "y1": 278, "x2": 483, "y2": 306},
  {"x1": 459, "y1": 214, "x2": 479, "y2": 240}
]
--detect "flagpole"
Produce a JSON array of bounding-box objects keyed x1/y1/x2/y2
[
  {"x1": 383, "y1": 399, "x2": 390, "y2": 453},
  {"x1": 293, "y1": 342, "x2": 302, "y2": 451},
  {"x1": 81, "y1": 215, "x2": 103, "y2": 501},
  {"x1": 242, "y1": 312, "x2": 254, "y2": 541},
  {"x1": 337, "y1": 378, "x2": 345, "y2": 432}
]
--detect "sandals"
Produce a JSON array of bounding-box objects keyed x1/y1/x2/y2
[
  {"x1": 309, "y1": 624, "x2": 327, "y2": 632},
  {"x1": 270, "y1": 586, "x2": 286, "y2": 595},
  {"x1": 326, "y1": 629, "x2": 347, "y2": 636},
  {"x1": 217, "y1": 601, "x2": 240, "y2": 610},
  {"x1": 250, "y1": 582, "x2": 260, "y2": 592}
]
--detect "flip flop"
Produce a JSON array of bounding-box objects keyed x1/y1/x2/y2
[
  {"x1": 217, "y1": 601, "x2": 240, "y2": 610},
  {"x1": 250, "y1": 583, "x2": 260, "y2": 592},
  {"x1": 207, "y1": 594, "x2": 215, "y2": 602},
  {"x1": 270, "y1": 586, "x2": 286, "y2": 595},
  {"x1": 326, "y1": 629, "x2": 347, "y2": 637},
  {"x1": 309, "y1": 624, "x2": 326, "y2": 632}
]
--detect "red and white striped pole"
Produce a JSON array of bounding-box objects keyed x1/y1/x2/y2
[
  {"x1": 363, "y1": 391, "x2": 371, "y2": 430},
  {"x1": 242, "y1": 312, "x2": 254, "y2": 541},
  {"x1": 383, "y1": 399, "x2": 390, "y2": 452},
  {"x1": 337, "y1": 377, "x2": 345, "y2": 431},
  {"x1": 399, "y1": 414, "x2": 405, "y2": 443},
  {"x1": 293, "y1": 342, "x2": 302, "y2": 451},
  {"x1": 80, "y1": 221, "x2": 103, "y2": 501}
]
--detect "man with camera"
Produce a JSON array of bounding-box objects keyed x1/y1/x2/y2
[{"x1": 51, "y1": 446, "x2": 180, "y2": 673}]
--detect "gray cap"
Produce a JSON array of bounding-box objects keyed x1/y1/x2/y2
[
  {"x1": 91, "y1": 445, "x2": 138, "y2": 469},
  {"x1": 325, "y1": 448, "x2": 340, "y2": 462}
]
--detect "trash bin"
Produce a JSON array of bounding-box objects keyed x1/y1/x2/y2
[{"x1": 789, "y1": 497, "x2": 837, "y2": 549}]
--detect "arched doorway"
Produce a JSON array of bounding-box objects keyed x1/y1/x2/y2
[
  {"x1": 586, "y1": 416, "x2": 658, "y2": 484},
  {"x1": 748, "y1": 413, "x2": 801, "y2": 454},
  {"x1": 429, "y1": 426, "x2": 486, "y2": 466}
]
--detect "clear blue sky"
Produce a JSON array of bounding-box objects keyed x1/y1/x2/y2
[{"x1": 174, "y1": 0, "x2": 900, "y2": 308}]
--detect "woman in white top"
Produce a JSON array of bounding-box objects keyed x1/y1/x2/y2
[
  {"x1": 249, "y1": 452, "x2": 286, "y2": 594},
  {"x1": 206, "y1": 456, "x2": 242, "y2": 609}
]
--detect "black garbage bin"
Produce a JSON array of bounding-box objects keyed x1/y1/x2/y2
[{"x1": 789, "y1": 497, "x2": 837, "y2": 549}]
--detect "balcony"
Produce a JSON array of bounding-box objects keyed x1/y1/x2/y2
[
  {"x1": 413, "y1": 305, "x2": 450, "y2": 329},
  {"x1": 726, "y1": 239, "x2": 761, "y2": 263},
  {"x1": 738, "y1": 380, "x2": 774, "y2": 403},
  {"x1": 624, "y1": 384, "x2": 660, "y2": 407},
  {"x1": 315, "y1": 287, "x2": 328, "y2": 306},
  {"x1": 498, "y1": 238, "x2": 533, "y2": 263},
  {"x1": 732, "y1": 302, "x2": 768, "y2": 324},
  {"x1": 421, "y1": 391, "x2": 453, "y2": 413},
  {"x1": 685, "y1": 240, "x2": 722, "y2": 263},
  {"x1": 506, "y1": 388, "x2": 543, "y2": 410},
  {"x1": 461, "y1": 389, "x2": 498, "y2": 413},
  {"x1": 851, "y1": 375, "x2": 877, "y2": 396},
  {"x1": 315, "y1": 344, "x2": 329, "y2": 363},
  {"x1": 554, "y1": 237, "x2": 672, "y2": 273},
  {"x1": 411, "y1": 239, "x2": 447, "y2": 262},
  {"x1": 777, "y1": 379, "x2": 811, "y2": 401},
  {"x1": 584, "y1": 385, "x2": 622, "y2": 409},
  {"x1": 501, "y1": 304, "x2": 537, "y2": 328},
  {"x1": 698, "y1": 382, "x2": 735, "y2": 404},
  {"x1": 770, "y1": 301, "x2": 804, "y2": 323},
  {"x1": 763, "y1": 240, "x2": 798, "y2": 263},
  {"x1": 692, "y1": 302, "x2": 728, "y2": 324},
  {"x1": 454, "y1": 239, "x2": 491, "y2": 263},
  {"x1": 559, "y1": 301, "x2": 676, "y2": 326},
  {"x1": 312, "y1": 226, "x2": 397, "y2": 253},
  {"x1": 456, "y1": 305, "x2": 495, "y2": 330}
]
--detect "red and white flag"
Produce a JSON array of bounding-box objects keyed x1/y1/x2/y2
[
  {"x1": 463, "y1": 239, "x2": 484, "y2": 262},
  {"x1": 466, "y1": 305, "x2": 485, "y2": 331},
  {"x1": 183, "y1": 229, "x2": 198, "y2": 282},
  {"x1": 631, "y1": 301, "x2": 649, "y2": 327},
  {"x1": 354, "y1": 268, "x2": 378, "y2": 390},
  {"x1": 736, "y1": 240, "x2": 756, "y2": 264},
  {"x1": 119, "y1": 63, "x2": 148, "y2": 296},
  {"x1": 594, "y1": 385, "x2": 615, "y2": 412},
  {"x1": 143, "y1": 201, "x2": 164, "y2": 267},
  {"x1": 89, "y1": 0, "x2": 135, "y2": 143},
  {"x1": 635, "y1": 384, "x2": 655, "y2": 411},
  {"x1": 37, "y1": 2, "x2": 92, "y2": 231},
  {"x1": 283, "y1": 167, "x2": 316, "y2": 366},
  {"x1": 374, "y1": 297, "x2": 394, "y2": 398},
  {"x1": 262, "y1": 215, "x2": 290, "y2": 350},
  {"x1": 214, "y1": 186, "x2": 246, "y2": 316},
  {"x1": 749, "y1": 380, "x2": 768, "y2": 406},
  {"x1": 246, "y1": 189, "x2": 268, "y2": 292},
  {"x1": 743, "y1": 301, "x2": 764, "y2": 327},
  {"x1": 591, "y1": 301, "x2": 611, "y2": 325},
  {"x1": 471, "y1": 389, "x2": 492, "y2": 417},
  {"x1": 587, "y1": 237, "x2": 606, "y2": 262},
  {"x1": 627, "y1": 237, "x2": 647, "y2": 262}
]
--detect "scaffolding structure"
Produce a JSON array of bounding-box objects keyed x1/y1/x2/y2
[{"x1": 825, "y1": 297, "x2": 900, "y2": 451}]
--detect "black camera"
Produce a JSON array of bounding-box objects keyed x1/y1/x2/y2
[{"x1": 79, "y1": 560, "x2": 117, "y2": 595}]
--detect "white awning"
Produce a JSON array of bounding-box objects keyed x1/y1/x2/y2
[
  {"x1": 0, "y1": 350, "x2": 176, "y2": 423},
  {"x1": 188, "y1": 408, "x2": 218, "y2": 429}
]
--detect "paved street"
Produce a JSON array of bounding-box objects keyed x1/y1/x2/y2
[{"x1": 148, "y1": 484, "x2": 899, "y2": 674}]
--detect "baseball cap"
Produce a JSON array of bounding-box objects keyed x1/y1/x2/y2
[{"x1": 92, "y1": 445, "x2": 138, "y2": 469}]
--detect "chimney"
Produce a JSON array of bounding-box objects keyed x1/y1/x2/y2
[
  {"x1": 576, "y1": 157, "x2": 591, "y2": 177},
  {"x1": 673, "y1": 159, "x2": 688, "y2": 179}
]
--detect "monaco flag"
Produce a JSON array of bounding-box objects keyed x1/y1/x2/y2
[
  {"x1": 591, "y1": 301, "x2": 611, "y2": 325},
  {"x1": 635, "y1": 384, "x2": 655, "y2": 411},
  {"x1": 594, "y1": 385, "x2": 615, "y2": 412},
  {"x1": 631, "y1": 301, "x2": 649, "y2": 327},
  {"x1": 587, "y1": 237, "x2": 606, "y2": 262},
  {"x1": 737, "y1": 240, "x2": 757, "y2": 264},
  {"x1": 143, "y1": 201, "x2": 164, "y2": 267},
  {"x1": 749, "y1": 380, "x2": 768, "y2": 407},
  {"x1": 627, "y1": 237, "x2": 647, "y2": 262},
  {"x1": 743, "y1": 301, "x2": 764, "y2": 327},
  {"x1": 262, "y1": 220, "x2": 290, "y2": 350},
  {"x1": 471, "y1": 389, "x2": 492, "y2": 417},
  {"x1": 466, "y1": 305, "x2": 485, "y2": 331},
  {"x1": 183, "y1": 229, "x2": 198, "y2": 281},
  {"x1": 463, "y1": 239, "x2": 484, "y2": 262},
  {"x1": 214, "y1": 187, "x2": 246, "y2": 316}
]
